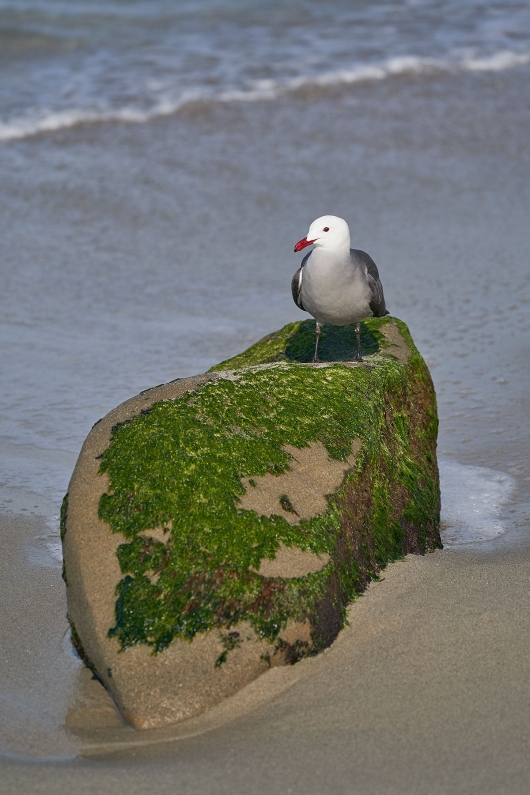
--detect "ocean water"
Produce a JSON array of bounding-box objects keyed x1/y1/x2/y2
[
  {"x1": 1, "y1": 0, "x2": 530, "y2": 546},
  {"x1": 1, "y1": 0, "x2": 530, "y2": 140}
]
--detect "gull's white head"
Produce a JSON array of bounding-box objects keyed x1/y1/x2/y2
[{"x1": 294, "y1": 215, "x2": 350, "y2": 253}]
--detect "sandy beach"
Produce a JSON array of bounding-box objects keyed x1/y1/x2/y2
[{"x1": 2, "y1": 511, "x2": 530, "y2": 793}]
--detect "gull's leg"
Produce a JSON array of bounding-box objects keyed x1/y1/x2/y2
[
  {"x1": 313, "y1": 322, "x2": 321, "y2": 363},
  {"x1": 354, "y1": 322, "x2": 363, "y2": 362}
]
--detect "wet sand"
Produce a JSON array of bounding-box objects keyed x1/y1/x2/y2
[{"x1": 2, "y1": 510, "x2": 530, "y2": 793}]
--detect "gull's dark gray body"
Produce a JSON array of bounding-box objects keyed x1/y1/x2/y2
[{"x1": 291, "y1": 247, "x2": 388, "y2": 325}]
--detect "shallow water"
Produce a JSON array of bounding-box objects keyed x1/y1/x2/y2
[
  {"x1": 0, "y1": 0, "x2": 529, "y2": 762},
  {"x1": 2, "y1": 69, "x2": 530, "y2": 529},
  {"x1": 439, "y1": 460, "x2": 518, "y2": 546}
]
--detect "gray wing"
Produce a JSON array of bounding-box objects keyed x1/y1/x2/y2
[
  {"x1": 291, "y1": 251, "x2": 311, "y2": 311},
  {"x1": 351, "y1": 248, "x2": 389, "y2": 317}
]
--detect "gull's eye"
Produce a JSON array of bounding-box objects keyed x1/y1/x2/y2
[{"x1": 323, "y1": 226, "x2": 329, "y2": 232}]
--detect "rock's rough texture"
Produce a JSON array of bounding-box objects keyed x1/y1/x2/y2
[{"x1": 62, "y1": 317, "x2": 441, "y2": 729}]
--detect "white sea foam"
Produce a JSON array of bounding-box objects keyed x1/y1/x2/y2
[
  {"x1": 0, "y1": 98, "x2": 198, "y2": 142},
  {"x1": 463, "y1": 51, "x2": 530, "y2": 72},
  {"x1": 1, "y1": 49, "x2": 529, "y2": 142},
  {"x1": 439, "y1": 459, "x2": 516, "y2": 546}
]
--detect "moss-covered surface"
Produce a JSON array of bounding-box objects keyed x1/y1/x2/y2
[
  {"x1": 209, "y1": 318, "x2": 382, "y2": 370},
  {"x1": 98, "y1": 317, "x2": 441, "y2": 660}
]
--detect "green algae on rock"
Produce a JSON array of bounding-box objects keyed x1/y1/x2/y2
[
  {"x1": 209, "y1": 317, "x2": 384, "y2": 370},
  {"x1": 62, "y1": 316, "x2": 441, "y2": 729}
]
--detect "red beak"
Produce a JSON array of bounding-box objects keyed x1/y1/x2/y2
[{"x1": 294, "y1": 237, "x2": 316, "y2": 253}]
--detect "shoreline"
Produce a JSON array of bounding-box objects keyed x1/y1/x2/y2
[{"x1": 1, "y1": 507, "x2": 530, "y2": 791}]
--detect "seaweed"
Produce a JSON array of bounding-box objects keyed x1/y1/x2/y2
[{"x1": 96, "y1": 318, "x2": 441, "y2": 658}]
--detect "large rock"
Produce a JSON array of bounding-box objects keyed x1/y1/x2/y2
[{"x1": 61, "y1": 317, "x2": 441, "y2": 729}]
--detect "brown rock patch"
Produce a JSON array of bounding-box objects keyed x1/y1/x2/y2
[
  {"x1": 251, "y1": 544, "x2": 331, "y2": 578},
  {"x1": 380, "y1": 322, "x2": 411, "y2": 364},
  {"x1": 239, "y1": 441, "x2": 361, "y2": 524}
]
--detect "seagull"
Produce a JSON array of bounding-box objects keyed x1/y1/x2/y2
[{"x1": 292, "y1": 215, "x2": 388, "y2": 363}]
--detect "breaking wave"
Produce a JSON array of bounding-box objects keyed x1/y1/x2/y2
[{"x1": 1, "y1": 49, "x2": 529, "y2": 142}]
